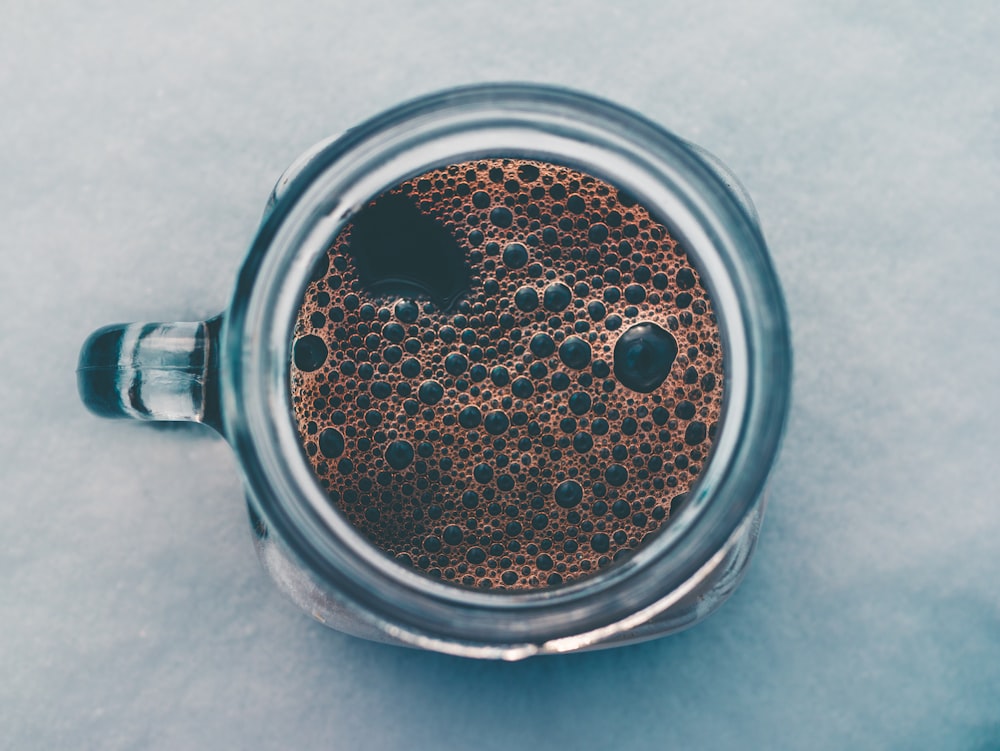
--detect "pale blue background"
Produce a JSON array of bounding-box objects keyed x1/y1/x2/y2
[{"x1": 2, "y1": 2, "x2": 998, "y2": 749}]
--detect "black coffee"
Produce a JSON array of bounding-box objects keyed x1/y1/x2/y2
[{"x1": 290, "y1": 158, "x2": 724, "y2": 590}]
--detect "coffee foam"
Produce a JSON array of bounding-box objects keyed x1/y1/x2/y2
[{"x1": 290, "y1": 158, "x2": 724, "y2": 590}]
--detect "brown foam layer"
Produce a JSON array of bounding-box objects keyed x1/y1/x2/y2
[{"x1": 289, "y1": 158, "x2": 724, "y2": 590}]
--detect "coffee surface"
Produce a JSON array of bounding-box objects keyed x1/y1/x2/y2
[{"x1": 290, "y1": 158, "x2": 724, "y2": 590}]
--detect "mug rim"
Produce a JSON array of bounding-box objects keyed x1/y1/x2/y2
[{"x1": 221, "y1": 82, "x2": 791, "y2": 649}]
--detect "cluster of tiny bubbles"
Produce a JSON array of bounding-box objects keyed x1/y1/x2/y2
[{"x1": 289, "y1": 158, "x2": 724, "y2": 590}]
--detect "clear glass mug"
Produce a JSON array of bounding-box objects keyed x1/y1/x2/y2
[{"x1": 77, "y1": 84, "x2": 791, "y2": 659}]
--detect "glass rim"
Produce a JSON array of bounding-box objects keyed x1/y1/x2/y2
[{"x1": 221, "y1": 83, "x2": 791, "y2": 647}]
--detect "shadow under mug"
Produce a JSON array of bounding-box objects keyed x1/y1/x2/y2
[{"x1": 78, "y1": 84, "x2": 791, "y2": 660}]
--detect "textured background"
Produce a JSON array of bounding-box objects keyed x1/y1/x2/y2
[{"x1": 2, "y1": 2, "x2": 998, "y2": 749}]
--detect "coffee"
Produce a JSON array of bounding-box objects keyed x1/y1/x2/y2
[{"x1": 289, "y1": 158, "x2": 724, "y2": 590}]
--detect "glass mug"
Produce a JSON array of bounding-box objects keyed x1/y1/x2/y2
[{"x1": 78, "y1": 84, "x2": 791, "y2": 659}]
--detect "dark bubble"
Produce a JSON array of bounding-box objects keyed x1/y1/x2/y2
[
  {"x1": 543, "y1": 283, "x2": 572, "y2": 312},
  {"x1": 612, "y1": 500, "x2": 630, "y2": 519},
  {"x1": 624, "y1": 284, "x2": 646, "y2": 304},
  {"x1": 551, "y1": 372, "x2": 570, "y2": 390},
  {"x1": 684, "y1": 421, "x2": 707, "y2": 446},
  {"x1": 472, "y1": 191, "x2": 491, "y2": 209},
  {"x1": 605, "y1": 465, "x2": 629, "y2": 486},
  {"x1": 443, "y1": 525, "x2": 464, "y2": 545},
  {"x1": 613, "y1": 322, "x2": 678, "y2": 393},
  {"x1": 459, "y1": 406, "x2": 482, "y2": 428},
  {"x1": 529, "y1": 362, "x2": 547, "y2": 379},
  {"x1": 511, "y1": 377, "x2": 534, "y2": 398},
  {"x1": 555, "y1": 480, "x2": 582, "y2": 508},
  {"x1": 401, "y1": 358, "x2": 421, "y2": 378},
  {"x1": 318, "y1": 428, "x2": 344, "y2": 458},
  {"x1": 382, "y1": 323, "x2": 405, "y2": 343},
  {"x1": 568, "y1": 392, "x2": 592, "y2": 415},
  {"x1": 567, "y1": 195, "x2": 585, "y2": 214},
  {"x1": 587, "y1": 300, "x2": 606, "y2": 321},
  {"x1": 502, "y1": 242, "x2": 528, "y2": 268},
  {"x1": 529, "y1": 333, "x2": 555, "y2": 358},
  {"x1": 394, "y1": 300, "x2": 419, "y2": 323},
  {"x1": 293, "y1": 335, "x2": 327, "y2": 372},
  {"x1": 371, "y1": 381, "x2": 392, "y2": 399},
  {"x1": 590, "y1": 533, "x2": 610, "y2": 553},
  {"x1": 573, "y1": 432, "x2": 594, "y2": 453},
  {"x1": 616, "y1": 189, "x2": 637, "y2": 207},
  {"x1": 484, "y1": 411, "x2": 510, "y2": 435},
  {"x1": 423, "y1": 535, "x2": 441, "y2": 553},
  {"x1": 474, "y1": 464, "x2": 494, "y2": 483},
  {"x1": 462, "y1": 491, "x2": 479, "y2": 509},
  {"x1": 588, "y1": 223, "x2": 609, "y2": 244},
  {"x1": 490, "y1": 366, "x2": 510, "y2": 386},
  {"x1": 491, "y1": 207, "x2": 514, "y2": 228},
  {"x1": 365, "y1": 409, "x2": 382, "y2": 427},
  {"x1": 467, "y1": 546, "x2": 487, "y2": 564},
  {"x1": 445, "y1": 353, "x2": 468, "y2": 375},
  {"x1": 676, "y1": 268, "x2": 696, "y2": 290},
  {"x1": 418, "y1": 380, "x2": 444, "y2": 405},
  {"x1": 515, "y1": 286, "x2": 539, "y2": 312},
  {"x1": 675, "y1": 400, "x2": 696, "y2": 420},
  {"x1": 469, "y1": 364, "x2": 487, "y2": 382},
  {"x1": 558, "y1": 337, "x2": 592, "y2": 370},
  {"x1": 517, "y1": 164, "x2": 540, "y2": 181},
  {"x1": 385, "y1": 440, "x2": 414, "y2": 469}
]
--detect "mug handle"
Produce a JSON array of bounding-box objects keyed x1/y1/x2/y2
[
  {"x1": 75, "y1": 134, "x2": 745, "y2": 435},
  {"x1": 74, "y1": 134, "x2": 339, "y2": 434},
  {"x1": 77, "y1": 315, "x2": 223, "y2": 432}
]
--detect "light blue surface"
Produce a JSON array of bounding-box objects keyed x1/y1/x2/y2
[{"x1": 2, "y1": 2, "x2": 998, "y2": 748}]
